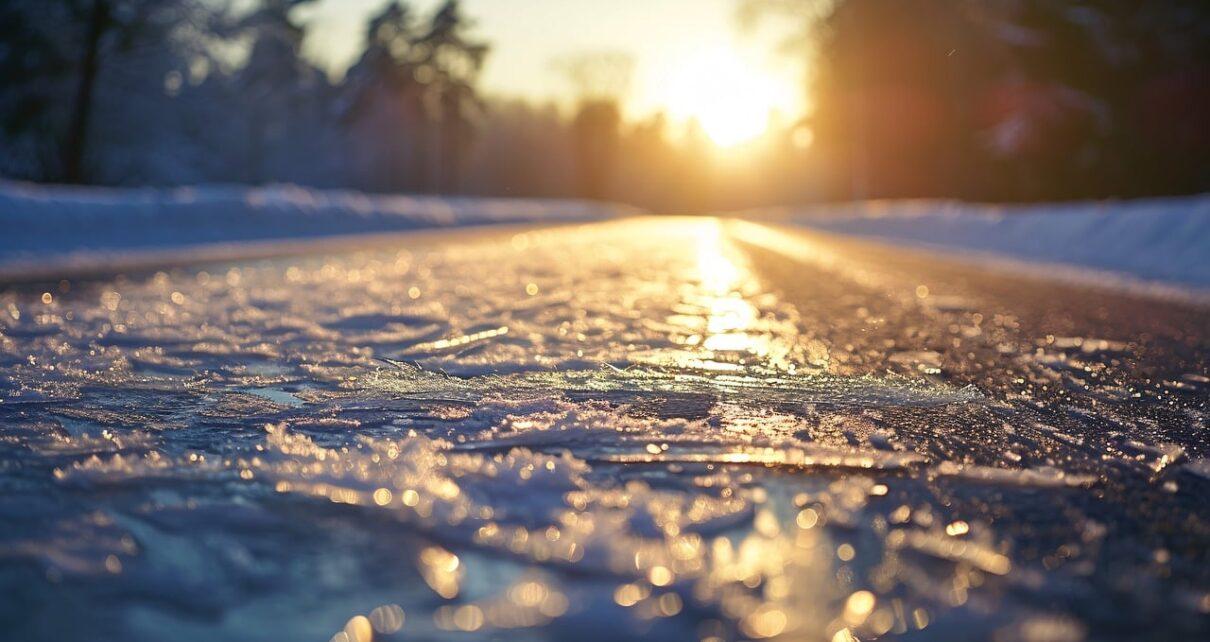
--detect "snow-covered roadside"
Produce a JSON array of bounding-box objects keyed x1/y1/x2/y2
[
  {"x1": 5, "y1": 180, "x2": 1208, "y2": 291},
  {"x1": 752, "y1": 195, "x2": 1210, "y2": 289},
  {"x1": 0, "y1": 181, "x2": 640, "y2": 277}
]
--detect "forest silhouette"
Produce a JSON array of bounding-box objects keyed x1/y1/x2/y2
[{"x1": 1, "y1": 0, "x2": 1207, "y2": 211}]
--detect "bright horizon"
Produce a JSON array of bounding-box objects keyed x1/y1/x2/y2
[{"x1": 296, "y1": 0, "x2": 807, "y2": 147}]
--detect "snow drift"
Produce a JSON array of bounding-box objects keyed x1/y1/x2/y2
[
  {"x1": 0, "y1": 181, "x2": 639, "y2": 271},
  {"x1": 759, "y1": 195, "x2": 1210, "y2": 288}
]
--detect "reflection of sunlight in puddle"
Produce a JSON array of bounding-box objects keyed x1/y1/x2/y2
[
  {"x1": 628, "y1": 219, "x2": 830, "y2": 374},
  {"x1": 690, "y1": 221, "x2": 779, "y2": 368},
  {"x1": 696, "y1": 221, "x2": 743, "y2": 296},
  {"x1": 705, "y1": 299, "x2": 757, "y2": 335}
]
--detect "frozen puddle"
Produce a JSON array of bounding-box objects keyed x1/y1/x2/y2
[
  {"x1": 0, "y1": 218, "x2": 1204, "y2": 641},
  {"x1": 371, "y1": 360, "x2": 980, "y2": 406}
]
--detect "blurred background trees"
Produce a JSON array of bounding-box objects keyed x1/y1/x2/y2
[
  {"x1": 237, "y1": 0, "x2": 339, "y2": 186},
  {"x1": 762, "y1": 0, "x2": 1210, "y2": 201},
  {"x1": 342, "y1": 1, "x2": 435, "y2": 193},
  {"x1": 557, "y1": 52, "x2": 632, "y2": 201},
  {"x1": 0, "y1": 0, "x2": 229, "y2": 184},
  {"x1": 0, "y1": 0, "x2": 1206, "y2": 209}
]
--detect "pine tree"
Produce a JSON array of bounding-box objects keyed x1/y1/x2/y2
[
  {"x1": 0, "y1": 0, "x2": 232, "y2": 184},
  {"x1": 341, "y1": 0, "x2": 488, "y2": 193},
  {"x1": 412, "y1": 0, "x2": 488, "y2": 193},
  {"x1": 236, "y1": 0, "x2": 339, "y2": 185},
  {"x1": 341, "y1": 1, "x2": 428, "y2": 192}
]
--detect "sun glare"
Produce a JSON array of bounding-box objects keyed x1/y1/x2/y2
[{"x1": 658, "y1": 46, "x2": 793, "y2": 148}]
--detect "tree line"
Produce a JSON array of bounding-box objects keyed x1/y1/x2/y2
[
  {"x1": 0, "y1": 0, "x2": 489, "y2": 192},
  {"x1": 754, "y1": 0, "x2": 1210, "y2": 201},
  {"x1": 1, "y1": 0, "x2": 1207, "y2": 209}
]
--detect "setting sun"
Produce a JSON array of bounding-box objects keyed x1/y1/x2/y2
[{"x1": 656, "y1": 46, "x2": 796, "y2": 147}]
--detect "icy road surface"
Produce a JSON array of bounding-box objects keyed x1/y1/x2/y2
[{"x1": 1, "y1": 217, "x2": 1207, "y2": 641}]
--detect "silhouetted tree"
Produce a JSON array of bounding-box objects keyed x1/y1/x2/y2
[
  {"x1": 570, "y1": 101, "x2": 621, "y2": 201},
  {"x1": 752, "y1": 0, "x2": 1210, "y2": 201},
  {"x1": 464, "y1": 100, "x2": 576, "y2": 198},
  {"x1": 237, "y1": 0, "x2": 339, "y2": 185},
  {"x1": 0, "y1": 1, "x2": 77, "y2": 180},
  {"x1": 412, "y1": 0, "x2": 488, "y2": 193},
  {"x1": 341, "y1": 2, "x2": 428, "y2": 192},
  {"x1": 558, "y1": 51, "x2": 633, "y2": 201},
  {"x1": 341, "y1": 0, "x2": 487, "y2": 193},
  {"x1": 1005, "y1": 0, "x2": 1210, "y2": 197},
  {"x1": 0, "y1": 0, "x2": 225, "y2": 184}
]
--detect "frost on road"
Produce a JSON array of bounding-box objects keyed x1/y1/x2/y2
[{"x1": 1, "y1": 218, "x2": 1207, "y2": 641}]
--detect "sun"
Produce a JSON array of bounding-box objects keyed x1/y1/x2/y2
[{"x1": 658, "y1": 46, "x2": 791, "y2": 148}]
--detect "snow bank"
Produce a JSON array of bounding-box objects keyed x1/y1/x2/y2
[
  {"x1": 0, "y1": 181, "x2": 639, "y2": 267},
  {"x1": 762, "y1": 195, "x2": 1210, "y2": 287},
  {"x1": 5, "y1": 180, "x2": 1207, "y2": 289}
]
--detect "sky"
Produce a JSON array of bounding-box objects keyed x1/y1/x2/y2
[{"x1": 296, "y1": 0, "x2": 807, "y2": 143}]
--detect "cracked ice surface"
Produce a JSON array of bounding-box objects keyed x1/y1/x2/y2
[{"x1": 0, "y1": 218, "x2": 1206, "y2": 641}]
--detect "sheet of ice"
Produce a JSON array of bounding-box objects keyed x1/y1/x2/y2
[
  {"x1": 753, "y1": 195, "x2": 1210, "y2": 287},
  {"x1": 0, "y1": 217, "x2": 1204, "y2": 641},
  {"x1": 371, "y1": 360, "x2": 981, "y2": 406}
]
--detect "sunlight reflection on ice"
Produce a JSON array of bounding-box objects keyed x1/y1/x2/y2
[{"x1": 2, "y1": 218, "x2": 1198, "y2": 641}]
